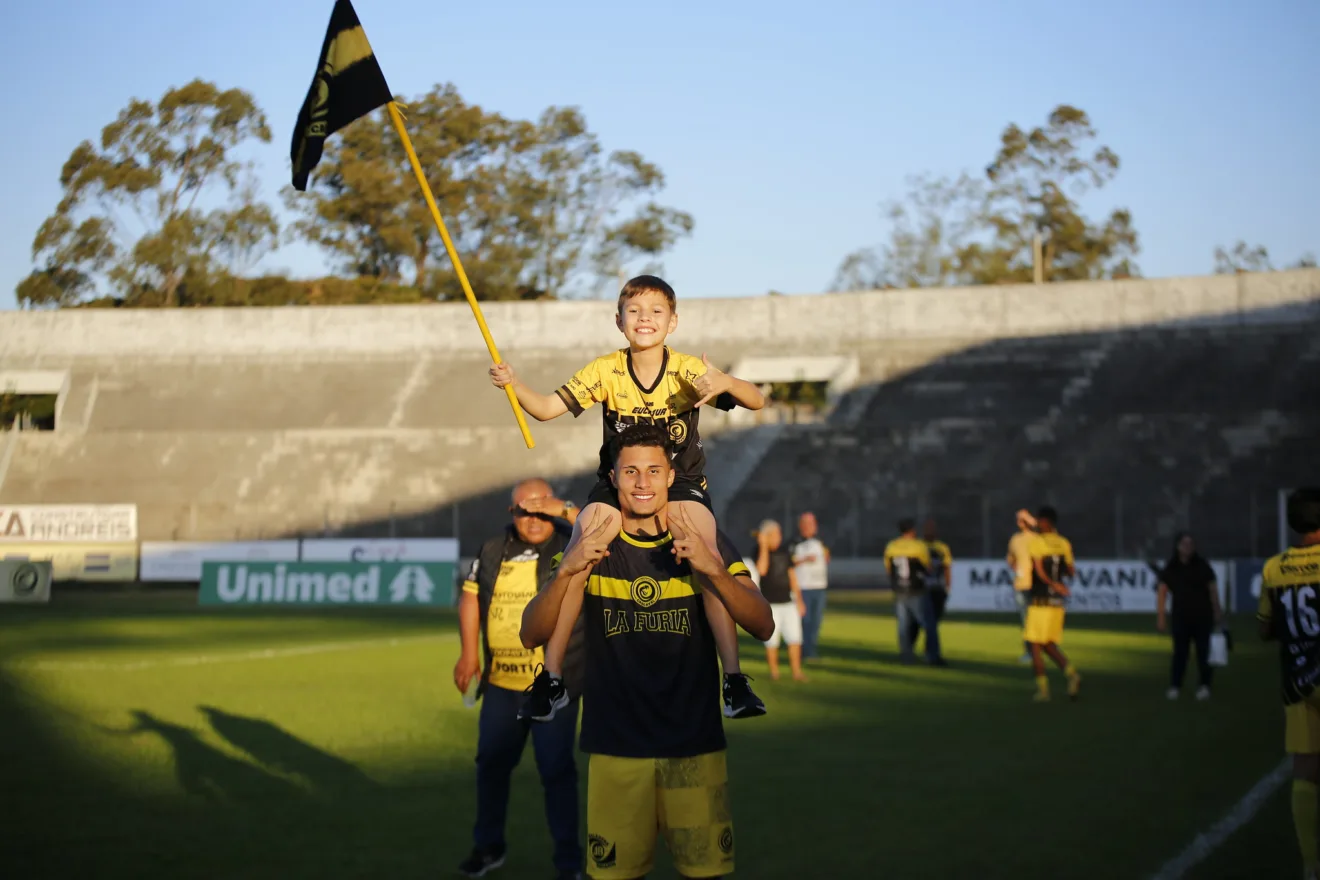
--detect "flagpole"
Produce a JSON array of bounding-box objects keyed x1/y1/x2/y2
[{"x1": 385, "y1": 101, "x2": 535, "y2": 449}]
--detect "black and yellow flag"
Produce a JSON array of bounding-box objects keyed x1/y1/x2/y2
[{"x1": 290, "y1": 0, "x2": 393, "y2": 191}]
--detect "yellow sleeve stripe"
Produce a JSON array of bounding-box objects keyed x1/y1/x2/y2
[
  {"x1": 587, "y1": 573, "x2": 700, "y2": 601},
  {"x1": 728, "y1": 561, "x2": 750, "y2": 578},
  {"x1": 461, "y1": 580, "x2": 479, "y2": 595}
]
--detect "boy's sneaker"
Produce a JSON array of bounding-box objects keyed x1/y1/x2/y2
[
  {"x1": 458, "y1": 846, "x2": 506, "y2": 877},
  {"x1": 723, "y1": 673, "x2": 767, "y2": 718},
  {"x1": 518, "y1": 666, "x2": 568, "y2": 723},
  {"x1": 1196, "y1": 685, "x2": 1211, "y2": 701},
  {"x1": 1166, "y1": 687, "x2": 1180, "y2": 701}
]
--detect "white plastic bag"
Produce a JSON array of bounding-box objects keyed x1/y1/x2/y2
[{"x1": 1209, "y1": 631, "x2": 1229, "y2": 667}]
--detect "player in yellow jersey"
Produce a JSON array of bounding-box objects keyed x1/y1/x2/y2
[
  {"x1": 490, "y1": 275, "x2": 768, "y2": 723},
  {"x1": 1023, "y1": 506, "x2": 1082, "y2": 702},
  {"x1": 1257, "y1": 487, "x2": 1320, "y2": 880}
]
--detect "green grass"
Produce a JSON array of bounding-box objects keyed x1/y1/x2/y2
[{"x1": 0, "y1": 590, "x2": 1298, "y2": 878}]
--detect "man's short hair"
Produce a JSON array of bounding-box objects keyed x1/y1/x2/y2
[
  {"x1": 1287, "y1": 488, "x2": 1320, "y2": 535},
  {"x1": 897, "y1": 517, "x2": 916, "y2": 534},
  {"x1": 759, "y1": 519, "x2": 780, "y2": 534},
  {"x1": 617, "y1": 275, "x2": 677, "y2": 313},
  {"x1": 609, "y1": 423, "x2": 673, "y2": 468},
  {"x1": 1036, "y1": 506, "x2": 1058, "y2": 525}
]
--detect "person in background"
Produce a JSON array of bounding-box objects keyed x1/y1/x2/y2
[
  {"x1": 758, "y1": 519, "x2": 808, "y2": 681},
  {"x1": 453, "y1": 479, "x2": 585, "y2": 879},
  {"x1": 1157, "y1": 532, "x2": 1223, "y2": 701},
  {"x1": 791, "y1": 511, "x2": 831, "y2": 662},
  {"x1": 908, "y1": 518, "x2": 952, "y2": 652},
  {"x1": 885, "y1": 518, "x2": 945, "y2": 666},
  {"x1": 1006, "y1": 509, "x2": 1038, "y2": 663},
  {"x1": 1024, "y1": 506, "x2": 1081, "y2": 702}
]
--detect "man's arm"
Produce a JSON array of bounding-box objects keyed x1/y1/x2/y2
[
  {"x1": 756, "y1": 535, "x2": 771, "y2": 577},
  {"x1": 1033, "y1": 557, "x2": 1068, "y2": 594},
  {"x1": 1156, "y1": 582, "x2": 1169, "y2": 631},
  {"x1": 789, "y1": 568, "x2": 806, "y2": 617},
  {"x1": 454, "y1": 590, "x2": 481, "y2": 693},
  {"x1": 723, "y1": 375, "x2": 766, "y2": 411},
  {"x1": 1208, "y1": 580, "x2": 1223, "y2": 621}
]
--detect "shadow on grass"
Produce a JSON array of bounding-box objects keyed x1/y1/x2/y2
[{"x1": 200, "y1": 706, "x2": 378, "y2": 795}]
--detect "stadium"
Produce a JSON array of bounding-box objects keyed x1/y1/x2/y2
[{"x1": 2, "y1": 267, "x2": 1318, "y2": 878}]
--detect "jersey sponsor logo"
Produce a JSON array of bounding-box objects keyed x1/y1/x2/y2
[
  {"x1": 603, "y1": 606, "x2": 691, "y2": 637},
  {"x1": 611, "y1": 367, "x2": 627, "y2": 377},
  {"x1": 630, "y1": 405, "x2": 670, "y2": 418},
  {"x1": 668, "y1": 419, "x2": 688, "y2": 444},
  {"x1": 631, "y1": 575, "x2": 662, "y2": 607},
  {"x1": 589, "y1": 834, "x2": 617, "y2": 869}
]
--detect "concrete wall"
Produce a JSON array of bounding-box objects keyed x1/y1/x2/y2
[{"x1": 3, "y1": 269, "x2": 1317, "y2": 360}]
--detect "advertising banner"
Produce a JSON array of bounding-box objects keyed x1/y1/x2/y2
[
  {"x1": 0, "y1": 542, "x2": 137, "y2": 582},
  {"x1": 299, "y1": 538, "x2": 459, "y2": 563},
  {"x1": 199, "y1": 561, "x2": 456, "y2": 607},
  {"x1": 0, "y1": 505, "x2": 137, "y2": 543},
  {"x1": 946, "y1": 559, "x2": 1229, "y2": 614},
  {"x1": 140, "y1": 541, "x2": 300, "y2": 582}
]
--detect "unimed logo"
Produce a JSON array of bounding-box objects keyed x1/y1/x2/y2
[{"x1": 199, "y1": 561, "x2": 452, "y2": 607}]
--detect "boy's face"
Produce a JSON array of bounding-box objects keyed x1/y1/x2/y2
[{"x1": 616, "y1": 291, "x2": 677, "y2": 351}]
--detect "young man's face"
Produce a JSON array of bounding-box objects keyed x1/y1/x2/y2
[
  {"x1": 611, "y1": 444, "x2": 674, "y2": 518},
  {"x1": 762, "y1": 524, "x2": 783, "y2": 550},
  {"x1": 798, "y1": 512, "x2": 817, "y2": 539},
  {"x1": 616, "y1": 291, "x2": 677, "y2": 352}
]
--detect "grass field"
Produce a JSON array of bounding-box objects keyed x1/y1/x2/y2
[{"x1": 0, "y1": 589, "x2": 1299, "y2": 879}]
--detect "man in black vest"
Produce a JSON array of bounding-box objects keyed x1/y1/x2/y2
[{"x1": 454, "y1": 478, "x2": 585, "y2": 879}]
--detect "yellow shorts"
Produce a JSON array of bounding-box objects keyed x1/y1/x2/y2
[
  {"x1": 586, "y1": 751, "x2": 735, "y2": 879},
  {"x1": 1286, "y1": 697, "x2": 1320, "y2": 754},
  {"x1": 1024, "y1": 605, "x2": 1065, "y2": 645}
]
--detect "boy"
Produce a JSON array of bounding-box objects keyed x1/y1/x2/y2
[
  {"x1": 1257, "y1": 487, "x2": 1320, "y2": 879},
  {"x1": 1024, "y1": 506, "x2": 1082, "y2": 702},
  {"x1": 490, "y1": 275, "x2": 768, "y2": 722}
]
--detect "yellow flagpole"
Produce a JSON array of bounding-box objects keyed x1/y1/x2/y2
[{"x1": 386, "y1": 101, "x2": 535, "y2": 449}]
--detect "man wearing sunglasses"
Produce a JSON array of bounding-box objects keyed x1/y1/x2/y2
[{"x1": 455, "y1": 479, "x2": 585, "y2": 879}]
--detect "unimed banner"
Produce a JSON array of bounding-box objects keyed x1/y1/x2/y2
[
  {"x1": 946, "y1": 559, "x2": 1229, "y2": 613},
  {"x1": 199, "y1": 561, "x2": 455, "y2": 607},
  {"x1": 0, "y1": 505, "x2": 137, "y2": 543}
]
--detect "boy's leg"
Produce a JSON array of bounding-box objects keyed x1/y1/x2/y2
[
  {"x1": 521, "y1": 502, "x2": 619, "y2": 723},
  {"x1": 1042, "y1": 639, "x2": 1081, "y2": 700},
  {"x1": 1030, "y1": 642, "x2": 1049, "y2": 701}
]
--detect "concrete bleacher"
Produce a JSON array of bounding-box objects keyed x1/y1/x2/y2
[{"x1": 0, "y1": 269, "x2": 1317, "y2": 559}]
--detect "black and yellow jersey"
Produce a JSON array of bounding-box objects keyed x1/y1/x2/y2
[
  {"x1": 567, "y1": 527, "x2": 749, "y2": 759},
  {"x1": 1028, "y1": 531, "x2": 1075, "y2": 606},
  {"x1": 555, "y1": 347, "x2": 736, "y2": 482},
  {"x1": 1257, "y1": 544, "x2": 1320, "y2": 706},
  {"x1": 883, "y1": 536, "x2": 930, "y2": 593},
  {"x1": 926, "y1": 539, "x2": 952, "y2": 586}
]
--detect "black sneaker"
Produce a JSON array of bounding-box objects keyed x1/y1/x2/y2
[
  {"x1": 518, "y1": 665, "x2": 568, "y2": 723},
  {"x1": 458, "y1": 846, "x2": 506, "y2": 877},
  {"x1": 723, "y1": 673, "x2": 767, "y2": 719}
]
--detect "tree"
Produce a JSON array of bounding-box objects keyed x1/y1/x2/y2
[
  {"x1": 286, "y1": 83, "x2": 693, "y2": 301},
  {"x1": 1213, "y1": 241, "x2": 1273, "y2": 274},
  {"x1": 17, "y1": 80, "x2": 278, "y2": 308},
  {"x1": 837, "y1": 104, "x2": 1139, "y2": 289}
]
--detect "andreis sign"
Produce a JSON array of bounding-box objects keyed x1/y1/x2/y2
[{"x1": 199, "y1": 561, "x2": 455, "y2": 607}]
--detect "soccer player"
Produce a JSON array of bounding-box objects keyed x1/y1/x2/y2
[
  {"x1": 1023, "y1": 506, "x2": 1081, "y2": 701},
  {"x1": 1257, "y1": 487, "x2": 1320, "y2": 880},
  {"x1": 519, "y1": 424, "x2": 775, "y2": 880},
  {"x1": 490, "y1": 275, "x2": 767, "y2": 723},
  {"x1": 1006, "y1": 509, "x2": 1038, "y2": 663},
  {"x1": 884, "y1": 519, "x2": 944, "y2": 665}
]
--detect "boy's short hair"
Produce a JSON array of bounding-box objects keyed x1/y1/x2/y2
[
  {"x1": 897, "y1": 517, "x2": 916, "y2": 534},
  {"x1": 617, "y1": 275, "x2": 677, "y2": 313},
  {"x1": 1287, "y1": 488, "x2": 1320, "y2": 536},
  {"x1": 1036, "y1": 506, "x2": 1058, "y2": 525},
  {"x1": 609, "y1": 423, "x2": 673, "y2": 468}
]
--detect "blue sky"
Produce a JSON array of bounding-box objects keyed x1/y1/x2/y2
[{"x1": 2, "y1": 0, "x2": 1317, "y2": 309}]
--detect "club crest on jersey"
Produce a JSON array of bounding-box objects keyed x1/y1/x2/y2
[
  {"x1": 667, "y1": 419, "x2": 688, "y2": 444},
  {"x1": 589, "y1": 834, "x2": 617, "y2": 868},
  {"x1": 630, "y1": 575, "x2": 662, "y2": 608}
]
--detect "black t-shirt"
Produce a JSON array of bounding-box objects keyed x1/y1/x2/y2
[
  {"x1": 1159, "y1": 556, "x2": 1217, "y2": 623},
  {"x1": 759, "y1": 547, "x2": 794, "y2": 604}
]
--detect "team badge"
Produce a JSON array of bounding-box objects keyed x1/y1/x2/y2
[{"x1": 630, "y1": 575, "x2": 662, "y2": 608}]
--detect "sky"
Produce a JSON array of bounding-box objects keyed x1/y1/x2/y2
[{"x1": 1, "y1": 0, "x2": 1317, "y2": 309}]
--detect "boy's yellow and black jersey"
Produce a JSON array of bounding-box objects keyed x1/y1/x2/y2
[
  {"x1": 1258, "y1": 544, "x2": 1320, "y2": 706},
  {"x1": 1028, "y1": 531, "x2": 1075, "y2": 606},
  {"x1": 555, "y1": 347, "x2": 736, "y2": 482},
  {"x1": 557, "y1": 527, "x2": 748, "y2": 759},
  {"x1": 883, "y1": 535, "x2": 930, "y2": 593}
]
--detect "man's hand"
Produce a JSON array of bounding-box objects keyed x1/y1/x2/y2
[
  {"x1": 1053, "y1": 583, "x2": 1071, "y2": 598},
  {"x1": 517, "y1": 495, "x2": 566, "y2": 519},
  {"x1": 670, "y1": 507, "x2": 722, "y2": 577},
  {"x1": 490, "y1": 362, "x2": 517, "y2": 388},
  {"x1": 796, "y1": 597, "x2": 807, "y2": 618},
  {"x1": 691, "y1": 353, "x2": 733, "y2": 408},
  {"x1": 559, "y1": 516, "x2": 613, "y2": 576},
  {"x1": 453, "y1": 653, "x2": 480, "y2": 695}
]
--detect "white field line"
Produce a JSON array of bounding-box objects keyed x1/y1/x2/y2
[
  {"x1": 4, "y1": 633, "x2": 455, "y2": 673},
  {"x1": 1149, "y1": 757, "x2": 1291, "y2": 880}
]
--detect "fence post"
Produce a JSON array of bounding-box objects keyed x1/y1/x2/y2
[
  {"x1": 980, "y1": 493, "x2": 991, "y2": 558},
  {"x1": 1115, "y1": 493, "x2": 1123, "y2": 557}
]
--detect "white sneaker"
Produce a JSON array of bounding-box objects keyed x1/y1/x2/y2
[
  {"x1": 1196, "y1": 686, "x2": 1211, "y2": 701},
  {"x1": 1166, "y1": 687, "x2": 1179, "y2": 701}
]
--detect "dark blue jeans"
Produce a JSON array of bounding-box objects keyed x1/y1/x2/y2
[
  {"x1": 474, "y1": 684, "x2": 581, "y2": 872},
  {"x1": 801, "y1": 589, "x2": 828, "y2": 658},
  {"x1": 895, "y1": 592, "x2": 942, "y2": 662}
]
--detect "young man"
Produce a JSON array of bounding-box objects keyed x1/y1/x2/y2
[
  {"x1": 1006, "y1": 509, "x2": 1037, "y2": 663},
  {"x1": 756, "y1": 519, "x2": 807, "y2": 682},
  {"x1": 490, "y1": 275, "x2": 767, "y2": 723},
  {"x1": 519, "y1": 424, "x2": 775, "y2": 880},
  {"x1": 884, "y1": 519, "x2": 944, "y2": 665},
  {"x1": 907, "y1": 518, "x2": 952, "y2": 653},
  {"x1": 1257, "y1": 487, "x2": 1320, "y2": 880},
  {"x1": 790, "y1": 512, "x2": 830, "y2": 661},
  {"x1": 1024, "y1": 506, "x2": 1082, "y2": 702}
]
